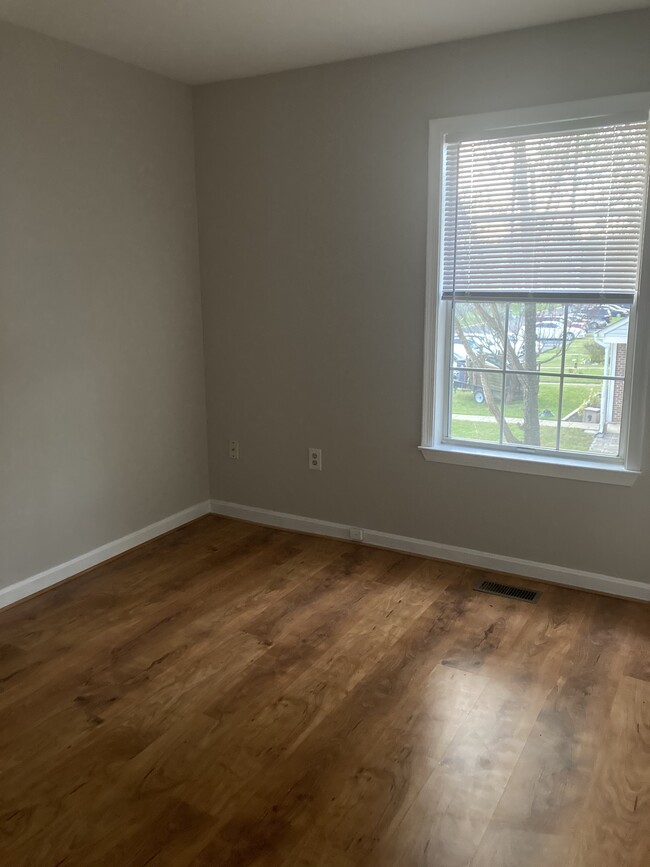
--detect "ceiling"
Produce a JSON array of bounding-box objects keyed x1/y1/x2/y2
[{"x1": 0, "y1": 0, "x2": 647, "y2": 85}]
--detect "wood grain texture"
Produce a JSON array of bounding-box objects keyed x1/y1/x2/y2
[{"x1": 0, "y1": 515, "x2": 647, "y2": 866}]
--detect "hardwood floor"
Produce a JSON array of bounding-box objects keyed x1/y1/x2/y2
[{"x1": 0, "y1": 515, "x2": 647, "y2": 866}]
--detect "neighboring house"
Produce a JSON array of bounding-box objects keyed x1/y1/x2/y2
[{"x1": 594, "y1": 318, "x2": 628, "y2": 431}]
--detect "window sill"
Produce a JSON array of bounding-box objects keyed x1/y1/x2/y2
[{"x1": 419, "y1": 444, "x2": 639, "y2": 485}]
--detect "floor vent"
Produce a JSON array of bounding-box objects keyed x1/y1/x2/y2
[{"x1": 475, "y1": 579, "x2": 539, "y2": 603}]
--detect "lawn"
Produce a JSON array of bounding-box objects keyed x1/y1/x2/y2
[
  {"x1": 450, "y1": 418, "x2": 594, "y2": 451},
  {"x1": 542, "y1": 334, "x2": 606, "y2": 377},
  {"x1": 452, "y1": 379, "x2": 595, "y2": 420}
]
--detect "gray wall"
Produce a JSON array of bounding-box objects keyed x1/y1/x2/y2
[
  {"x1": 194, "y1": 8, "x2": 650, "y2": 585},
  {"x1": 0, "y1": 22, "x2": 209, "y2": 590}
]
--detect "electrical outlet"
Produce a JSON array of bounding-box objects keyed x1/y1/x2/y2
[
  {"x1": 349, "y1": 528, "x2": 364, "y2": 541},
  {"x1": 308, "y1": 447, "x2": 322, "y2": 471},
  {"x1": 229, "y1": 439, "x2": 239, "y2": 460}
]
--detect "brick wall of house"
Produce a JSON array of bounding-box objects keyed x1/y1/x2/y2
[{"x1": 612, "y1": 344, "x2": 627, "y2": 424}]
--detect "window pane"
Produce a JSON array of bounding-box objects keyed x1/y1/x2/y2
[
  {"x1": 502, "y1": 374, "x2": 561, "y2": 448},
  {"x1": 452, "y1": 302, "x2": 506, "y2": 368},
  {"x1": 449, "y1": 367, "x2": 503, "y2": 444},
  {"x1": 559, "y1": 378, "x2": 622, "y2": 456},
  {"x1": 506, "y1": 302, "x2": 563, "y2": 372},
  {"x1": 562, "y1": 304, "x2": 629, "y2": 379}
]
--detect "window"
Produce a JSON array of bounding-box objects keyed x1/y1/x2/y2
[{"x1": 421, "y1": 96, "x2": 650, "y2": 484}]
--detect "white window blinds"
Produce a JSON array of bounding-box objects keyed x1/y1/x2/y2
[{"x1": 441, "y1": 117, "x2": 649, "y2": 303}]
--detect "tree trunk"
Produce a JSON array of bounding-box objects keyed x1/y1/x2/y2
[{"x1": 522, "y1": 303, "x2": 540, "y2": 445}]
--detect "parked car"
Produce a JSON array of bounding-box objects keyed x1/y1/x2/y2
[
  {"x1": 536, "y1": 319, "x2": 588, "y2": 341},
  {"x1": 536, "y1": 321, "x2": 564, "y2": 349},
  {"x1": 567, "y1": 323, "x2": 587, "y2": 339},
  {"x1": 606, "y1": 304, "x2": 630, "y2": 318},
  {"x1": 567, "y1": 319, "x2": 588, "y2": 339},
  {"x1": 536, "y1": 309, "x2": 563, "y2": 323},
  {"x1": 584, "y1": 306, "x2": 612, "y2": 331},
  {"x1": 458, "y1": 331, "x2": 500, "y2": 357}
]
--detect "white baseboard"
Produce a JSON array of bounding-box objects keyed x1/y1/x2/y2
[
  {"x1": 3, "y1": 497, "x2": 646, "y2": 611},
  {"x1": 211, "y1": 499, "x2": 650, "y2": 602},
  {"x1": 0, "y1": 501, "x2": 212, "y2": 611}
]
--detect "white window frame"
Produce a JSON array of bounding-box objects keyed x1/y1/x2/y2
[{"x1": 420, "y1": 94, "x2": 650, "y2": 486}]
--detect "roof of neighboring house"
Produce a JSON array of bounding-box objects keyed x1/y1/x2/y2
[{"x1": 594, "y1": 317, "x2": 629, "y2": 345}]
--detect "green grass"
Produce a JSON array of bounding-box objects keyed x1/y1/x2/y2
[
  {"x1": 450, "y1": 419, "x2": 594, "y2": 452},
  {"x1": 539, "y1": 335, "x2": 605, "y2": 377},
  {"x1": 452, "y1": 380, "x2": 594, "y2": 420}
]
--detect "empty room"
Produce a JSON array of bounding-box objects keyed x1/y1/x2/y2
[{"x1": 1, "y1": 1, "x2": 649, "y2": 864}]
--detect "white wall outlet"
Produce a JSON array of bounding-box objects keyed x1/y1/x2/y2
[
  {"x1": 308, "y1": 447, "x2": 322, "y2": 471},
  {"x1": 349, "y1": 528, "x2": 364, "y2": 541},
  {"x1": 229, "y1": 439, "x2": 240, "y2": 459}
]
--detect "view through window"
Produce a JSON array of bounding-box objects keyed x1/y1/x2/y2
[{"x1": 449, "y1": 300, "x2": 630, "y2": 455}]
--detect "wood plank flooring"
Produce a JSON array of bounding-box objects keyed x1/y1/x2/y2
[{"x1": 0, "y1": 515, "x2": 647, "y2": 866}]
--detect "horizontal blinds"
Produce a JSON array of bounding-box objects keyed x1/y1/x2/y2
[{"x1": 441, "y1": 120, "x2": 648, "y2": 303}]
